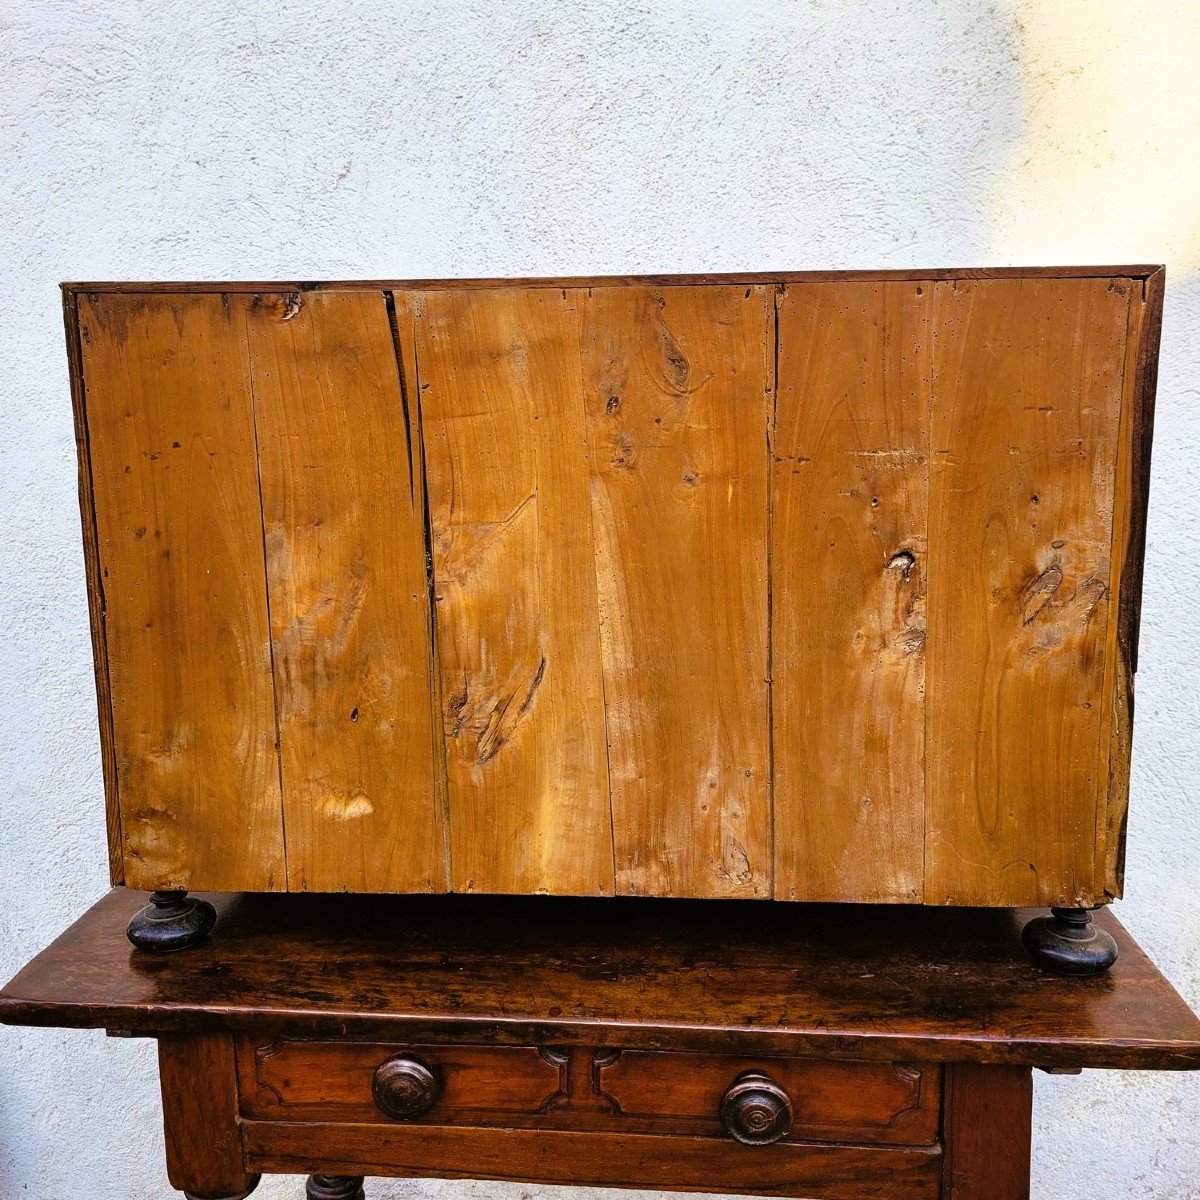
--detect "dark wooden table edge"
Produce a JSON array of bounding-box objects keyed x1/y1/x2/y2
[{"x1": 3, "y1": 999, "x2": 1197, "y2": 1072}]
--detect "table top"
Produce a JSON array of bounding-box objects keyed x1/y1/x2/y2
[{"x1": 3, "y1": 889, "x2": 1198, "y2": 1071}]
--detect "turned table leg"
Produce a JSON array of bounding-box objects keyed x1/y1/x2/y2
[
  {"x1": 159, "y1": 1034, "x2": 260, "y2": 1199},
  {"x1": 307, "y1": 1176, "x2": 366, "y2": 1200}
]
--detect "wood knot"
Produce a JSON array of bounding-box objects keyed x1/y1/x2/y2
[
  {"x1": 1022, "y1": 565, "x2": 1063, "y2": 625},
  {"x1": 886, "y1": 549, "x2": 916, "y2": 582},
  {"x1": 611, "y1": 433, "x2": 636, "y2": 469}
]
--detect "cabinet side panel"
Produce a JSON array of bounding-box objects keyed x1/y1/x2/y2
[
  {"x1": 64, "y1": 289, "x2": 123, "y2": 883},
  {"x1": 581, "y1": 285, "x2": 772, "y2": 898},
  {"x1": 1097, "y1": 270, "x2": 1164, "y2": 897},
  {"x1": 247, "y1": 290, "x2": 445, "y2": 893},
  {"x1": 417, "y1": 288, "x2": 614, "y2": 895},
  {"x1": 79, "y1": 293, "x2": 285, "y2": 891},
  {"x1": 924, "y1": 277, "x2": 1131, "y2": 906},
  {"x1": 772, "y1": 282, "x2": 931, "y2": 902}
]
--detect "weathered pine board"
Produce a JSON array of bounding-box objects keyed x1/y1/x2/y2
[
  {"x1": 582, "y1": 286, "x2": 773, "y2": 898},
  {"x1": 414, "y1": 288, "x2": 614, "y2": 896},
  {"x1": 78, "y1": 293, "x2": 285, "y2": 891},
  {"x1": 923, "y1": 277, "x2": 1132, "y2": 906},
  {"x1": 247, "y1": 290, "x2": 444, "y2": 893},
  {"x1": 772, "y1": 282, "x2": 932, "y2": 902}
]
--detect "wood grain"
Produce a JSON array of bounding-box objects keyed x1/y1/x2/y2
[
  {"x1": 242, "y1": 1121, "x2": 942, "y2": 1199},
  {"x1": 6, "y1": 890, "x2": 1200, "y2": 1071},
  {"x1": 66, "y1": 271, "x2": 1158, "y2": 904},
  {"x1": 389, "y1": 289, "x2": 454, "y2": 886},
  {"x1": 159, "y1": 1033, "x2": 257, "y2": 1198},
  {"x1": 596, "y1": 1051, "x2": 939, "y2": 1145},
  {"x1": 943, "y1": 1064, "x2": 1032, "y2": 1200},
  {"x1": 63, "y1": 291, "x2": 123, "y2": 884},
  {"x1": 238, "y1": 1039, "x2": 561, "y2": 1122},
  {"x1": 416, "y1": 287, "x2": 613, "y2": 895},
  {"x1": 924, "y1": 278, "x2": 1132, "y2": 906},
  {"x1": 1096, "y1": 267, "x2": 1165, "y2": 897},
  {"x1": 234, "y1": 1034, "x2": 937, "y2": 1146},
  {"x1": 247, "y1": 290, "x2": 444, "y2": 893},
  {"x1": 78, "y1": 293, "x2": 284, "y2": 891},
  {"x1": 773, "y1": 282, "x2": 932, "y2": 902},
  {"x1": 582, "y1": 285, "x2": 772, "y2": 898}
]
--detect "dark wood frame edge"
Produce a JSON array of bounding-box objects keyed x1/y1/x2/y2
[
  {"x1": 61, "y1": 265, "x2": 1163, "y2": 295},
  {"x1": 6, "y1": 1001, "x2": 1200, "y2": 1072},
  {"x1": 1100, "y1": 267, "x2": 1166, "y2": 897},
  {"x1": 62, "y1": 290, "x2": 123, "y2": 886},
  {"x1": 1122, "y1": 266, "x2": 1166, "y2": 679}
]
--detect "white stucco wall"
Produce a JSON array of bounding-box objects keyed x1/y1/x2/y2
[{"x1": 2, "y1": 1, "x2": 1197, "y2": 1196}]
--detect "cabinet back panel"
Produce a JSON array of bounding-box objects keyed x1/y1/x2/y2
[{"x1": 68, "y1": 270, "x2": 1159, "y2": 903}]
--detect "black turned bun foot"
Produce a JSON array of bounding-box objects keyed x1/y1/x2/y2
[
  {"x1": 306, "y1": 1177, "x2": 365, "y2": 1200},
  {"x1": 126, "y1": 890, "x2": 217, "y2": 953},
  {"x1": 1022, "y1": 907, "x2": 1118, "y2": 976}
]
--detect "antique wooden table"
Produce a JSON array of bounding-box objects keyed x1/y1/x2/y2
[{"x1": 3, "y1": 890, "x2": 1198, "y2": 1200}]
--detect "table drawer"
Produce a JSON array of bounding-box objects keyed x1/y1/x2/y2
[{"x1": 236, "y1": 1039, "x2": 940, "y2": 1147}]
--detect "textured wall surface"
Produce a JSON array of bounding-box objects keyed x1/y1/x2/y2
[{"x1": 1, "y1": 1, "x2": 1197, "y2": 1197}]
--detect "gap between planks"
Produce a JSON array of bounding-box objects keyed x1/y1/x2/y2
[
  {"x1": 385, "y1": 290, "x2": 454, "y2": 892},
  {"x1": 244, "y1": 309, "x2": 292, "y2": 890}
]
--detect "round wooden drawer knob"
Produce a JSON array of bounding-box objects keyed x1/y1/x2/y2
[
  {"x1": 372, "y1": 1054, "x2": 439, "y2": 1120},
  {"x1": 719, "y1": 1071, "x2": 793, "y2": 1145}
]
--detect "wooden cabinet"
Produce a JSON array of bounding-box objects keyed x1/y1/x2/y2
[{"x1": 64, "y1": 267, "x2": 1163, "y2": 906}]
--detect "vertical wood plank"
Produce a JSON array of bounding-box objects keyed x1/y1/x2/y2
[
  {"x1": 248, "y1": 290, "x2": 445, "y2": 893},
  {"x1": 79, "y1": 293, "x2": 284, "y2": 892},
  {"x1": 159, "y1": 1034, "x2": 258, "y2": 1198},
  {"x1": 417, "y1": 288, "x2": 613, "y2": 895},
  {"x1": 942, "y1": 1064, "x2": 1032, "y2": 1200},
  {"x1": 924, "y1": 278, "x2": 1132, "y2": 906},
  {"x1": 392, "y1": 288, "x2": 454, "y2": 885},
  {"x1": 63, "y1": 289, "x2": 123, "y2": 884},
  {"x1": 581, "y1": 285, "x2": 772, "y2": 897},
  {"x1": 772, "y1": 282, "x2": 931, "y2": 902},
  {"x1": 1096, "y1": 269, "x2": 1164, "y2": 898}
]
